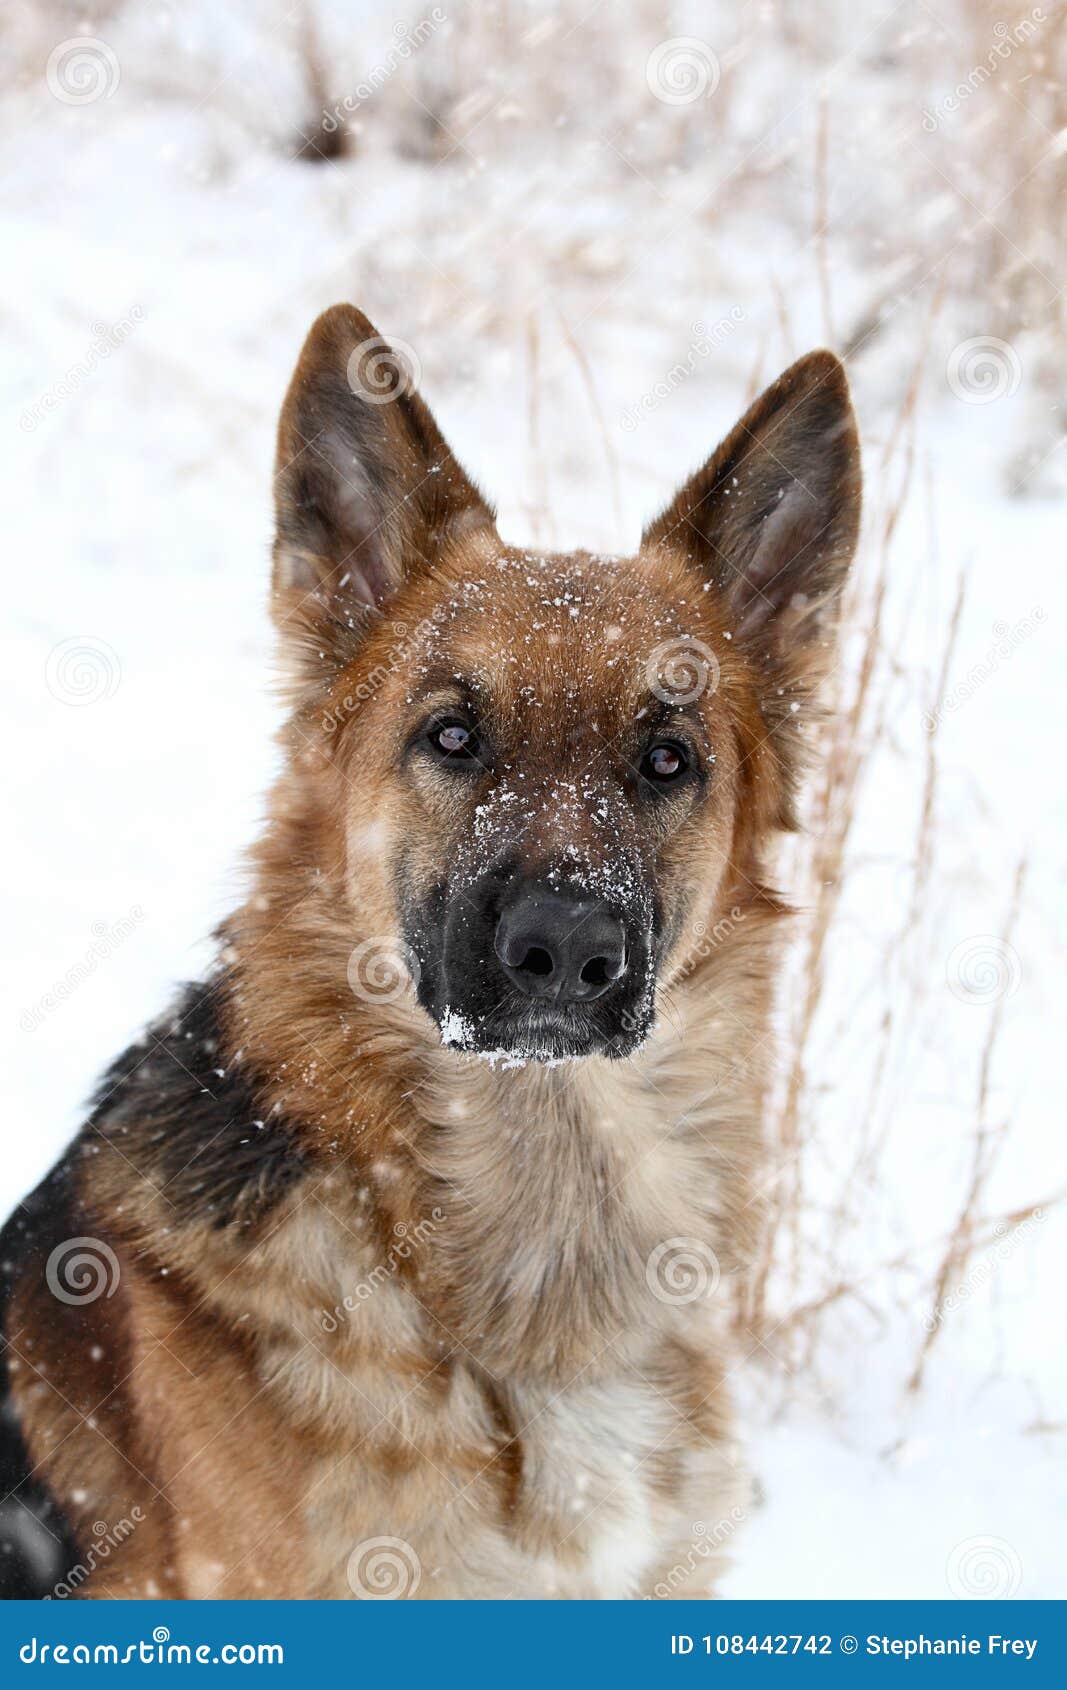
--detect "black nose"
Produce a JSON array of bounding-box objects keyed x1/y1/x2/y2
[{"x1": 494, "y1": 883, "x2": 628, "y2": 1004}]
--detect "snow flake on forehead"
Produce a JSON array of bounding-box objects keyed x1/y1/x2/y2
[
  {"x1": 407, "y1": 550, "x2": 649, "y2": 653},
  {"x1": 456, "y1": 764, "x2": 650, "y2": 917},
  {"x1": 396, "y1": 548, "x2": 720, "y2": 736}
]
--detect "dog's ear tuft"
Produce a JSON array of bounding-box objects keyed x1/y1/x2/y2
[
  {"x1": 642, "y1": 351, "x2": 861, "y2": 682},
  {"x1": 272, "y1": 304, "x2": 493, "y2": 661}
]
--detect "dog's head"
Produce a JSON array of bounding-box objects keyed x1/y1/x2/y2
[{"x1": 269, "y1": 306, "x2": 860, "y2": 1061}]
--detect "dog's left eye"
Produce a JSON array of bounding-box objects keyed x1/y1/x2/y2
[
  {"x1": 641, "y1": 741, "x2": 689, "y2": 783},
  {"x1": 429, "y1": 721, "x2": 479, "y2": 761}
]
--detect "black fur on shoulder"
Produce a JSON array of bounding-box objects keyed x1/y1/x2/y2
[
  {"x1": 0, "y1": 1164, "x2": 82, "y2": 1600},
  {"x1": 86, "y1": 977, "x2": 310, "y2": 1233},
  {"x1": 0, "y1": 978, "x2": 310, "y2": 1597}
]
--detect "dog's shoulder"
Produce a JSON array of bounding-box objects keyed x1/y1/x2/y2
[
  {"x1": 0, "y1": 1159, "x2": 83, "y2": 1597},
  {"x1": 0, "y1": 978, "x2": 318, "y2": 1596},
  {"x1": 86, "y1": 976, "x2": 310, "y2": 1234}
]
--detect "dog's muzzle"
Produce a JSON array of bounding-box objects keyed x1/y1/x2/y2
[{"x1": 411, "y1": 867, "x2": 656, "y2": 1060}]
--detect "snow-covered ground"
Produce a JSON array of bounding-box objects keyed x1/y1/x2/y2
[{"x1": 2, "y1": 0, "x2": 1063, "y2": 1600}]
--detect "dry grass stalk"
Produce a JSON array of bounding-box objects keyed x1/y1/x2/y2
[
  {"x1": 555, "y1": 307, "x2": 624, "y2": 533},
  {"x1": 523, "y1": 311, "x2": 552, "y2": 546},
  {"x1": 907, "y1": 569, "x2": 966, "y2": 942},
  {"x1": 746, "y1": 363, "x2": 923, "y2": 1342},
  {"x1": 814, "y1": 97, "x2": 835, "y2": 345},
  {"x1": 907, "y1": 856, "x2": 1027, "y2": 1393},
  {"x1": 293, "y1": 5, "x2": 352, "y2": 164}
]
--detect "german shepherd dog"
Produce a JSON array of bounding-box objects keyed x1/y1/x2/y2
[{"x1": 1, "y1": 307, "x2": 860, "y2": 1600}]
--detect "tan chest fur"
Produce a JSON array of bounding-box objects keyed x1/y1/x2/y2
[{"x1": 205, "y1": 1018, "x2": 755, "y2": 1598}]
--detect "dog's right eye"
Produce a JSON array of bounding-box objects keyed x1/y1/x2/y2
[{"x1": 428, "y1": 721, "x2": 479, "y2": 761}]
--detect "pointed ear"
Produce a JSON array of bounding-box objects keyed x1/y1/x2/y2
[
  {"x1": 642, "y1": 351, "x2": 861, "y2": 679},
  {"x1": 272, "y1": 304, "x2": 494, "y2": 662}
]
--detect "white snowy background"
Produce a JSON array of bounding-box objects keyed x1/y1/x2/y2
[{"x1": 2, "y1": 0, "x2": 1064, "y2": 1599}]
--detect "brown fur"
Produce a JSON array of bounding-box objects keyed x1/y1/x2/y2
[{"x1": 1, "y1": 307, "x2": 860, "y2": 1599}]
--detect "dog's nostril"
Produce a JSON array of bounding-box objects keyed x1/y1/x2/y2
[
  {"x1": 520, "y1": 945, "x2": 554, "y2": 978},
  {"x1": 579, "y1": 956, "x2": 611, "y2": 988},
  {"x1": 495, "y1": 885, "x2": 629, "y2": 1004}
]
